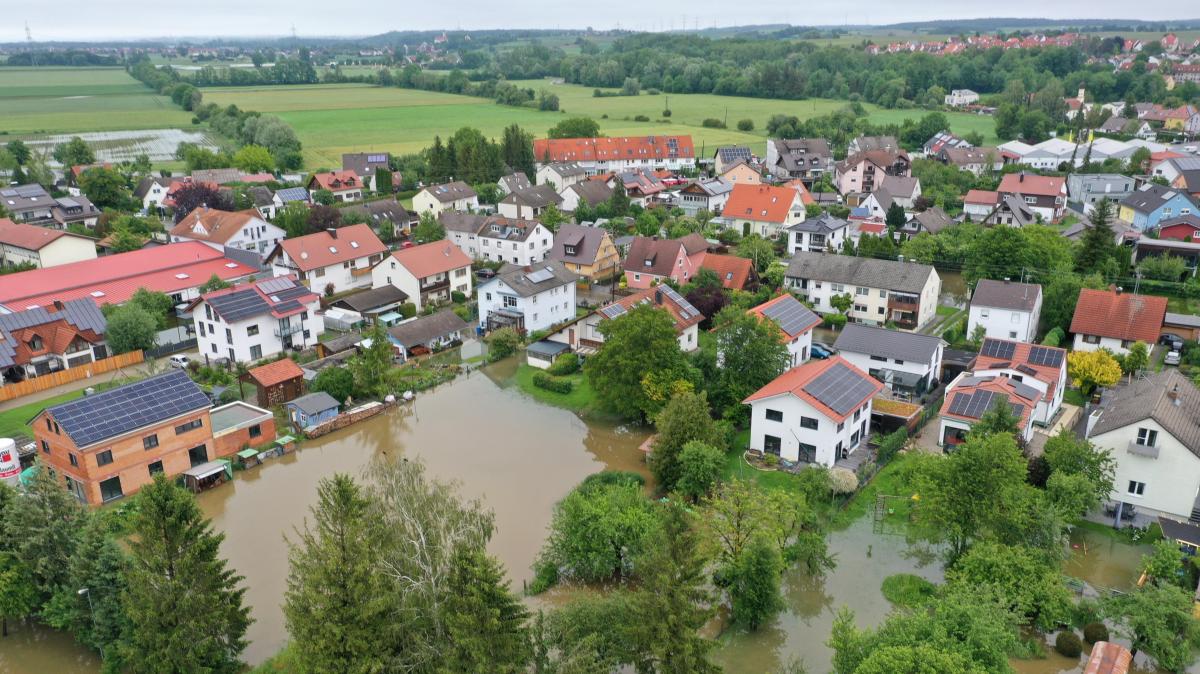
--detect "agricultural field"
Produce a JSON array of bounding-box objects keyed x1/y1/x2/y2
[
  {"x1": 205, "y1": 80, "x2": 999, "y2": 168},
  {"x1": 0, "y1": 67, "x2": 193, "y2": 137}
]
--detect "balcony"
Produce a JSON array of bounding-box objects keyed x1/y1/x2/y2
[
  {"x1": 1127, "y1": 441, "x2": 1160, "y2": 459},
  {"x1": 275, "y1": 323, "x2": 305, "y2": 339},
  {"x1": 420, "y1": 277, "x2": 450, "y2": 293}
]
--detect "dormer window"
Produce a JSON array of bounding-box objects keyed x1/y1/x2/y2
[
  {"x1": 29, "y1": 336, "x2": 43, "y2": 351},
  {"x1": 644, "y1": 259, "x2": 652, "y2": 267}
]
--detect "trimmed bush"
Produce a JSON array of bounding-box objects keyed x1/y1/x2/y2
[
  {"x1": 736, "y1": 118, "x2": 755, "y2": 131},
  {"x1": 1054, "y1": 631, "x2": 1083, "y2": 658},
  {"x1": 398, "y1": 303, "x2": 417, "y2": 319},
  {"x1": 1042, "y1": 327, "x2": 1065, "y2": 347},
  {"x1": 533, "y1": 371, "x2": 573, "y2": 394},
  {"x1": 701, "y1": 118, "x2": 727, "y2": 129},
  {"x1": 1082, "y1": 622, "x2": 1109, "y2": 644},
  {"x1": 547, "y1": 352, "x2": 581, "y2": 376},
  {"x1": 881, "y1": 573, "x2": 936, "y2": 607},
  {"x1": 451, "y1": 290, "x2": 466, "y2": 303},
  {"x1": 634, "y1": 114, "x2": 650, "y2": 122},
  {"x1": 876, "y1": 428, "x2": 907, "y2": 464}
]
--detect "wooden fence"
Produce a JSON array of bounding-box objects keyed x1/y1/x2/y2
[{"x1": 0, "y1": 350, "x2": 145, "y2": 403}]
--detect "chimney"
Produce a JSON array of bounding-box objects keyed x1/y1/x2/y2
[
  {"x1": 52, "y1": 300, "x2": 65, "y2": 311},
  {"x1": 1019, "y1": 174, "x2": 1025, "y2": 183},
  {"x1": 1169, "y1": 383, "x2": 1181, "y2": 405},
  {"x1": 654, "y1": 288, "x2": 664, "y2": 305},
  {"x1": 1115, "y1": 286, "x2": 1123, "y2": 295},
  {"x1": 327, "y1": 228, "x2": 337, "y2": 239}
]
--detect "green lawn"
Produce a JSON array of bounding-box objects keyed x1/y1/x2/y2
[
  {"x1": 935, "y1": 305, "x2": 958, "y2": 317},
  {"x1": 1062, "y1": 388, "x2": 1087, "y2": 407},
  {"x1": 512, "y1": 363, "x2": 599, "y2": 413},
  {"x1": 0, "y1": 384, "x2": 125, "y2": 439}
]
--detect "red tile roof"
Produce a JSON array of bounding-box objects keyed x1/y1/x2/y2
[
  {"x1": 1070, "y1": 288, "x2": 1167, "y2": 344},
  {"x1": 604, "y1": 286, "x2": 703, "y2": 334},
  {"x1": 697, "y1": 252, "x2": 754, "y2": 290},
  {"x1": 748, "y1": 293, "x2": 821, "y2": 339},
  {"x1": 0, "y1": 219, "x2": 90, "y2": 251},
  {"x1": 998, "y1": 173, "x2": 1065, "y2": 198},
  {"x1": 533, "y1": 135, "x2": 695, "y2": 163},
  {"x1": 276, "y1": 224, "x2": 386, "y2": 272},
  {"x1": 384, "y1": 240, "x2": 472, "y2": 279},
  {"x1": 248, "y1": 358, "x2": 305, "y2": 388},
  {"x1": 964, "y1": 189, "x2": 999, "y2": 205},
  {"x1": 721, "y1": 184, "x2": 800, "y2": 224},
  {"x1": 239, "y1": 173, "x2": 276, "y2": 184},
  {"x1": 308, "y1": 171, "x2": 361, "y2": 193},
  {"x1": 973, "y1": 338, "x2": 1066, "y2": 400},
  {"x1": 0, "y1": 241, "x2": 256, "y2": 311},
  {"x1": 171, "y1": 207, "x2": 265, "y2": 245},
  {"x1": 783, "y1": 180, "x2": 816, "y2": 206},
  {"x1": 622, "y1": 234, "x2": 709, "y2": 277},
  {"x1": 940, "y1": 374, "x2": 1033, "y2": 431},
  {"x1": 743, "y1": 355, "x2": 882, "y2": 423}
]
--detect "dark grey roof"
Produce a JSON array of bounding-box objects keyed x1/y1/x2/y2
[
  {"x1": 971, "y1": 279, "x2": 1042, "y2": 312},
  {"x1": 247, "y1": 186, "x2": 274, "y2": 208},
  {"x1": 683, "y1": 177, "x2": 734, "y2": 198},
  {"x1": 0, "y1": 299, "x2": 106, "y2": 368},
  {"x1": 756, "y1": 294, "x2": 820, "y2": 337},
  {"x1": 568, "y1": 181, "x2": 614, "y2": 207},
  {"x1": 1090, "y1": 370, "x2": 1200, "y2": 456},
  {"x1": 341, "y1": 152, "x2": 390, "y2": 177},
  {"x1": 423, "y1": 181, "x2": 476, "y2": 203},
  {"x1": 489, "y1": 260, "x2": 577, "y2": 298},
  {"x1": 275, "y1": 187, "x2": 310, "y2": 203},
  {"x1": 133, "y1": 176, "x2": 171, "y2": 199},
  {"x1": 501, "y1": 184, "x2": 563, "y2": 209},
  {"x1": 787, "y1": 212, "x2": 850, "y2": 234},
  {"x1": 332, "y1": 285, "x2": 409, "y2": 313},
  {"x1": 387, "y1": 309, "x2": 467, "y2": 348},
  {"x1": 544, "y1": 162, "x2": 587, "y2": 178},
  {"x1": 912, "y1": 207, "x2": 954, "y2": 234},
  {"x1": 716, "y1": 146, "x2": 753, "y2": 163},
  {"x1": 785, "y1": 252, "x2": 937, "y2": 294},
  {"x1": 550, "y1": 223, "x2": 607, "y2": 265},
  {"x1": 0, "y1": 184, "x2": 52, "y2": 211},
  {"x1": 772, "y1": 139, "x2": 832, "y2": 172},
  {"x1": 1165, "y1": 312, "x2": 1200, "y2": 328},
  {"x1": 527, "y1": 340, "x2": 570, "y2": 358},
  {"x1": 880, "y1": 175, "x2": 919, "y2": 197},
  {"x1": 833, "y1": 323, "x2": 944, "y2": 363},
  {"x1": 342, "y1": 199, "x2": 410, "y2": 226},
  {"x1": 992, "y1": 194, "x2": 1035, "y2": 226},
  {"x1": 289, "y1": 391, "x2": 340, "y2": 415},
  {"x1": 499, "y1": 172, "x2": 532, "y2": 192},
  {"x1": 1120, "y1": 184, "x2": 1194, "y2": 213},
  {"x1": 803, "y1": 360, "x2": 881, "y2": 416},
  {"x1": 439, "y1": 211, "x2": 489, "y2": 234},
  {"x1": 46, "y1": 370, "x2": 210, "y2": 448}
]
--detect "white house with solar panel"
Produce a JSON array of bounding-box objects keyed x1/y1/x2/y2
[
  {"x1": 833, "y1": 323, "x2": 945, "y2": 397},
  {"x1": 550, "y1": 285, "x2": 705, "y2": 354},
  {"x1": 191, "y1": 276, "x2": 323, "y2": 364},
  {"x1": 477, "y1": 261, "x2": 578, "y2": 335},
  {"x1": 743, "y1": 356, "x2": 884, "y2": 468},
  {"x1": 747, "y1": 294, "x2": 821, "y2": 367}
]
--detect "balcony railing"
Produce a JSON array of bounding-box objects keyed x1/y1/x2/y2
[
  {"x1": 420, "y1": 277, "x2": 450, "y2": 292},
  {"x1": 275, "y1": 323, "x2": 305, "y2": 338},
  {"x1": 1127, "y1": 441, "x2": 1160, "y2": 459}
]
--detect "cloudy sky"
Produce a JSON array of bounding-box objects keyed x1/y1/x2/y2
[{"x1": 2, "y1": 1, "x2": 1193, "y2": 42}]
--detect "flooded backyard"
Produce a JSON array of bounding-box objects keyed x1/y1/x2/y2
[{"x1": 0, "y1": 355, "x2": 1177, "y2": 673}]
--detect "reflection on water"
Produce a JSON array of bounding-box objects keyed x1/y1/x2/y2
[{"x1": 0, "y1": 620, "x2": 100, "y2": 673}]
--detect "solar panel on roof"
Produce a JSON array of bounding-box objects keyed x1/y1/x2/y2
[
  {"x1": 760, "y1": 296, "x2": 819, "y2": 337},
  {"x1": 981, "y1": 339, "x2": 1016, "y2": 360},
  {"x1": 1027, "y1": 345, "x2": 1064, "y2": 367},
  {"x1": 965, "y1": 390, "x2": 997, "y2": 419},
  {"x1": 947, "y1": 392, "x2": 971, "y2": 416},
  {"x1": 525, "y1": 268, "x2": 555, "y2": 284},
  {"x1": 208, "y1": 288, "x2": 270, "y2": 322},
  {"x1": 257, "y1": 277, "x2": 297, "y2": 294},
  {"x1": 1010, "y1": 380, "x2": 1041, "y2": 401},
  {"x1": 802, "y1": 362, "x2": 878, "y2": 416},
  {"x1": 49, "y1": 371, "x2": 211, "y2": 448},
  {"x1": 600, "y1": 304, "x2": 627, "y2": 319}
]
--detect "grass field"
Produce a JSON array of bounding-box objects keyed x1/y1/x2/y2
[
  {"x1": 205, "y1": 80, "x2": 998, "y2": 168},
  {"x1": 0, "y1": 67, "x2": 193, "y2": 137}
]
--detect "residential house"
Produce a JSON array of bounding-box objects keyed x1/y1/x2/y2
[
  {"x1": 748, "y1": 293, "x2": 821, "y2": 367},
  {"x1": 622, "y1": 233, "x2": 710, "y2": 289},
  {"x1": 0, "y1": 219, "x2": 97, "y2": 269},
  {"x1": 985, "y1": 194, "x2": 1037, "y2": 227},
  {"x1": 1119, "y1": 184, "x2": 1198, "y2": 231},
  {"x1": 246, "y1": 358, "x2": 306, "y2": 406},
  {"x1": 307, "y1": 171, "x2": 363, "y2": 203},
  {"x1": 268, "y1": 224, "x2": 388, "y2": 295},
  {"x1": 329, "y1": 285, "x2": 409, "y2": 321},
  {"x1": 0, "y1": 242, "x2": 256, "y2": 311},
  {"x1": 997, "y1": 173, "x2": 1067, "y2": 223},
  {"x1": 191, "y1": 168, "x2": 246, "y2": 186},
  {"x1": 559, "y1": 181, "x2": 614, "y2": 212},
  {"x1": 550, "y1": 285, "x2": 703, "y2": 353},
  {"x1": 497, "y1": 185, "x2": 564, "y2": 220},
  {"x1": 1158, "y1": 215, "x2": 1200, "y2": 242},
  {"x1": 1085, "y1": 369, "x2": 1200, "y2": 521},
  {"x1": 717, "y1": 159, "x2": 762, "y2": 186},
  {"x1": 0, "y1": 184, "x2": 54, "y2": 223},
  {"x1": 1070, "y1": 286, "x2": 1167, "y2": 355},
  {"x1": 944, "y1": 89, "x2": 980, "y2": 107},
  {"x1": 904, "y1": 208, "x2": 954, "y2": 237},
  {"x1": 549, "y1": 224, "x2": 620, "y2": 281},
  {"x1": 971, "y1": 337, "x2": 1067, "y2": 428},
  {"x1": 532, "y1": 135, "x2": 697, "y2": 173},
  {"x1": 714, "y1": 146, "x2": 754, "y2": 174},
  {"x1": 963, "y1": 189, "x2": 999, "y2": 221},
  {"x1": 498, "y1": 172, "x2": 532, "y2": 195},
  {"x1": 1162, "y1": 159, "x2": 1200, "y2": 200},
  {"x1": 0, "y1": 299, "x2": 108, "y2": 385},
  {"x1": 412, "y1": 181, "x2": 478, "y2": 216},
  {"x1": 50, "y1": 196, "x2": 101, "y2": 229},
  {"x1": 698, "y1": 253, "x2": 756, "y2": 291},
  {"x1": 439, "y1": 213, "x2": 552, "y2": 265},
  {"x1": 1098, "y1": 116, "x2": 1155, "y2": 139},
  {"x1": 386, "y1": 309, "x2": 468, "y2": 360},
  {"x1": 614, "y1": 171, "x2": 667, "y2": 206},
  {"x1": 938, "y1": 373, "x2": 1037, "y2": 448},
  {"x1": 192, "y1": 275, "x2": 322, "y2": 363},
  {"x1": 924, "y1": 131, "x2": 972, "y2": 155},
  {"x1": 287, "y1": 391, "x2": 340, "y2": 429},
  {"x1": 372, "y1": 241, "x2": 473, "y2": 311},
  {"x1": 786, "y1": 213, "x2": 851, "y2": 254},
  {"x1": 536, "y1": 162, "x2": 589, "y2": 190},
  {"x1": 341, "y1": 152, "x2": 393, "y2": 191},
  {"x1": 1132, "y1": 237, "x2": 1200, "y2": 278},
  {"x1": 1067, "y1": 173, "x2": 1136, "y2": 214},
  {"x1": 834, "y1": 323, "x2": 945, "y2": 395},
  {"x1": 743, "y1": 356, "x2": 883, "y2": 467},
  {"x1": 341, "y1": 199, "x2": 412, "y2": 238},
  {"x1": 785, "y1": 252, "x2": 941, "y2": 330},
  {"x1": 33, "y1": 371, "x2": 215, "y2": 504},
  {"x1": 677, "y1": 177, "x2": 734, "y2": 216},
  {"x1": 939, "y1": 147, "x2": 998, "y2": 176},
  {"x1": 720, "y1": 184, "x2": 806, "y2": 239},
  {"x1": 477, "y1": 261, "x2": 577, "y2": 334},
  {"x1": 170, "y1": 206, "x2": 285, "y2": 256},
  {"x1": 1062, "y1": 218, "x2": 1140, "y2": 245},
  {"x1": 247, "y1": 186, "x2": 276, "y2": 219},
  {"x1": 967, "y1": 279, "x2": 1043, "y2": 342},
  {"x1": 834, "y1": 149, "x2": 912, "y2": 195},
  {"x1": 134, "y1": 176, "x2": 173, "y2": 212},
  {"x1": 765, "y1": 139, "x2": 833, "y2": 185},
  {"x1": 272, "y1": 187, "x2": 311, "y2": 211},
  {"x1": 848, "y1": 136, "x2": 902, "y2": 155}
]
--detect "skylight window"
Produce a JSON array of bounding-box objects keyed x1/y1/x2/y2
[
  {"x1": 91, "y1": 291, "x2": 105, "y2": 298},
  {"x1": 175, "y1": 273, "x2": 190, "y2": 280},
  {"x1": 329, "y1": 246, "x2": 338, "y2": 254}
]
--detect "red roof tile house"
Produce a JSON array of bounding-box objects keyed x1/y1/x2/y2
[
  {"x1": 622, "y1": 234, "x2": 710, "y2": 289},
  {"x1": 0, "y1": 218, "x2": 97, "y2": 269},
  {"x1": 268, "y1": 224, "x2": 387, "y2": 295},
  {"x1": 938, "y1": 373, "x2": 1038, "y2": 448},
  {"x1": 998, "y1": 173, "x2": 1067, "y2": 223},
  {"x1": 963, "y1": 189, "x2": 999, "y2": 221},
  {"x1": 744, "y1": 356, "x2": 883, "y2": 467},
  {"x1": 720, "y1": 184, "x2": 807, "y2": 239},
  {"x1": 1070, "y1": 287, "x2": 1168, "y2": 356},
  {"x1": 0, "y1": 298, "x2": 108, "y2": 385},
  {"x1": 533, "y1": 135, "x2": 696, "y2": 173},
  {"x1": 170, "y1": 206, "x2": 286, "y2": 256},
  {"x1": 550, "y1": 284, "x2": 705, "y2": 354},
  {"x1": 971, "y1": 337, "x2": 1068, "y2": 428},
  {"x1": 697, "y1": 252, "x2": 756, "y2": 290},
  {"x1": 307, "y1": 171, "x2": 363, "y2": 203},
  {"x1": 371, "y1": 241, "x2": 473, "y2": 311}
]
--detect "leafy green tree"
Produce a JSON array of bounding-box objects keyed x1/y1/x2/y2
[
  {"x1": 373, "y1": 167, "x2": 393, "y2": 194},
  {"x1": 78, "y1": 167, "x2": 133, "y2": 210},
  {"x1": 275, "y1": 202, "x2": 312, "y2": 238},
  {"x1": 0, "y1": 470, "x2": 85, "y2": 607},
  {"x1": 711, "y1": 306, "x2": 791, "y2": 420},
  {"x1": 540, "y1": 204, "x2": 566, "y2": 232},
  {"x1": 413, "y1": 211, "x2": 447, "y2": 243},
  {"x1": 440, "y1": 548, "x2": 532, "y2": 673},
  {"x1": 0, "y1": 553, "x2": 38, "y2": 637},
  {"x1": 500, "y1": 124, "x2": 536, "y2": 178},
  {"x1": 705, "y1": 479, "x2": 831, "y2": 575},
  {"x1": 650, "y1": 391, "x2": 724, "y2": 492},
  {"x1": 1076, "y1": 198, "x2": 1119, "y2": 273},
  {"x1": 120, "y1": 476, "x2": 250, "y2": 674},
  {"x1": 1121, "y1": 341, "x2": 1150, "y2": 374},
  {"x1": 735, "y1": 234, "x2": 776, "y2": 272},
  {"x1": 585, "y1": 303, "x2": 696, "y2": 419},
  {"x1": 486, "y1": 327, "x2": 521, "y2": 360},
  {"x1": 105, "y1": 304, "x2": 157, "y2": 354},
  {"x1": 6, "y1": 140, "x2": 30, "y2": 165},
  {"x1": 200, "y1": 274, "x2": 232, "y2": 293},
  {"x1": 534, "y1": 480, "x2": 659, "y2": 586},
  {"x1": 284, "y1": 474, "x2": 390, "y2": 674},
  {"x1": 676, "y1": 441, "x2": 724, "y2": 503},
  {"x1": 348, "y1": 322, "x2": 393, "y2": 396},
  {"x1": 53, "y1": 136, "x2": 96, "y2": 166},
  {"x1": 108, "y1": 226, "x2": 147, "y2": 254},
  {"x1": 310, "y1": 366, "x2": 355, "y2": 404},
  {"x1": 232, "y1": 145, "x2": 274, "y2": 173},
  {"x1": 1039, "y1": 272, "x2": 1101, "y2": 336},
  {"x1": 853, "y1": 645, "x2": 981, "y2": 674},
  {"x1": 727, "y1": 534, "x2": 784, "y2": 630},
  {"x1": 829, "y1": 293, "x2": 853, "y2": 314},
  {"x1": 885, "y1": 203, "x2": 906, "y2": 231},
  {"x1": 1138, "y1": 254, "x2": 1189, "y2": 282},
  {"x1": 969, "y1": 398, "x2": 1021, "y2": 440},
  {"x1": 1068, "y1": 349, "x2": 1122, "y2": 396},
  {"x1": 1141, "y1": 540, "x2": 1188, "y2": 589},
  {"x1": 947, "y1": 542, "x2": 1072, "y2": 628},
  {"x1": 42, "y1": 516, "x2": 128, "y2": 662},
  {"x1": 606, "y1": 183, "x2": 631, "y2": 217},
  {"x1": 548, "y1": 117, "x2": 602, "y2": 140},
  {"x1": 129, "y1": 288, "x2": 174, "y2": 329},
  {"x1": 1104, "y1": 583, "x2": 1200, "y2": 672}
]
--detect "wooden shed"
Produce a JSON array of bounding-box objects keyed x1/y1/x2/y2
[{"x1": 246, "y1": 358, "x2": 306, "y2": 407}]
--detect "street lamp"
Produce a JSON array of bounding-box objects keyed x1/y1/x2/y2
[{"x1": 78, "y1": 588, "x2": 103, "y2": 661}]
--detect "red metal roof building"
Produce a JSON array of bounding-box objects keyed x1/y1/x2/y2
[{"x1": 0, "y1": 241, "x2": 257, "y2": 311}]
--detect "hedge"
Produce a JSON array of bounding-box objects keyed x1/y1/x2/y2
[
  {"x1": 547, "y1": 352, "x2": 581, "y2": 376},
  {"x1": 533, "y1": 371, "x2": 573, "y2": 394}
]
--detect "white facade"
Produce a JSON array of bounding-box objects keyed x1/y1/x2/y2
[
  {"x1": 171, "y1": 214, "x2": 285, "y2": 255},
  {"x1": 140, "y1": 181, "x2": 170, "y2": 211},
  {"x1": 787, "y1": 224, "x2": 849, "y2": 254},
  {"x1": 372, "y1": 258, "x2": 473, "y2": 313},
  {"x1": 747, "y1": 391, "x2": 874, "y2": 467},
  {"x1": 536, "y1": 165, "x2": 588, "y2": 190},
  {"x1": 193, "y1": 298, "x2": 323, "y2": 364},
  {"x1": 1092, "y1": 419, "x2": 1200, "y2": 520},
  {"x1": 412, "y1": 190, "x2": 478, "y2": 217},
  {"x1": 0, "y1": 235, "x2": 96, "y2": 269},
  {"x1": 783, "y1": 329, "x2": 813, "y2": 368},
  {"x1": 477, "y1": 276, "x2": 577, "y2": 334},
  {"x1": 968, "y1": 301, "x2": 1042, "y2": 343},
  {"x1": 477, "y1": 225, "x2": 553, "y2": 266},
  {"x1": 272, "y1": 255, "x2": 374, "y2": 296},
  {"x1": 1073, "y1": 333, "x2": 1135, "y2": 356},
  {"x1": 555, "y1": 310, "x2": 699, "y2": 353},
  {"x1": 839, "y1": 347, "x2": 942, "y2": 394},
  {"x1": 944, "y1": 89, "x2": 980, "y2": 107},
  {"x1": 787, "y1": 272, "x2": 941, "y2": 331}
]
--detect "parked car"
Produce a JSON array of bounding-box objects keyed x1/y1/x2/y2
[
  {"x1": 475, "y1": 268, "x2": 497, "y2": 280},
  {"x1": 168, "y1": 355, "x2": 190, "y2": 369},
  {"x1": 1165, "y1": 350, "x2": 1181, "y2": 366},
  {"x1": 1159, "y1": 334, "x2": 1184, "y2": 351},
  {"x1": 810, "y1": 343, "x2": 833, "y2": 360}
]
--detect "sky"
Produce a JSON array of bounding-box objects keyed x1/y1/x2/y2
[{"x1": 2, "y1": 1, "x2": 1194, "y2": 42}]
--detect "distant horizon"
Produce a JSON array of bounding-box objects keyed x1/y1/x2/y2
[{"x1": 3, "y1": 4, "x2": 1199, "y2": 44}]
